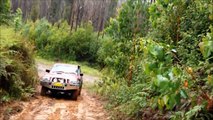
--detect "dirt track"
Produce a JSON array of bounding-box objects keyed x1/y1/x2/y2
[{"x1": 1, "y1": 62, "x2": 109, "y2": 120}]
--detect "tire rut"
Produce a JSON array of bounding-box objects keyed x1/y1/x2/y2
[{"x1": 10, "y1": 97, "x2": 55, "y2": 120}]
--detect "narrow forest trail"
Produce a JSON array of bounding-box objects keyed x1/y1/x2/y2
[{"x1": 1, "y1": 62, "x2": 109, "y2": 120}]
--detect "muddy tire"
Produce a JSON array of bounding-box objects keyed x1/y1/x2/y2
[
  {"x1": 72, "y1": 89, "x2": 79, "y2": 100},
  {"x1": 79, "y1": 86, "x2": 82, "y2": 96},
  {"x1": 40, "y1": 86, "x2": 48, "y2": 96}
]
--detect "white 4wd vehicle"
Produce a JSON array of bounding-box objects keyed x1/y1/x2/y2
[{"x1": 40, "y1": 63, "x2": 83, "y2": 100}]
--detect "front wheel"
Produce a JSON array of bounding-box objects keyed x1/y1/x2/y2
[
  {"x1": 72, "y1": 89, "x2": 79, "y2": 100},
  {"x1": 40, "y1": 86, "x2": 48, "y2": 96}
]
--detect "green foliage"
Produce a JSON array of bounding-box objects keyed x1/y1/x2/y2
[
  {"x1": 149, "y1": 0, "x2": 213, "y2": 66},
  {"x1": 199, "y1": 25, "x2": 213, "y2": 60},
  {"x1": 14, "y1": 8, "x2": 23, "y2": 32},
  {"x1": 100, "y1": 0, "x2": 150, "y2": 77},
  {"x1": 97, "y1": 0, "x2": 213, "y2": 119},
  {"x1": 69, "y1": 23, "x2": 98, "y2": 62},
  {"x1": 0, "y1": 0, "x2": 11, "y2": 25},
  {"x1": 141, "y1": 39, "x2": 187, "y2": 110},
  {"x1": 0, "y1": 26, "x2": 38, "y2": 102},
  {"x1": 22, "y1": 19, "x2": 100, "y2": 63},
  {"x1": 106, "y1": 0, "x2": 150, "y2": 40},
  {"x1": 170, "y1": 105, "x2": 213, "y2": 120},
  {"x1": 98, "y1": 38, "x2": 130, "y2": 76},
  {"x1": 185, "y1": 105, "x2": 204, "y2": 120},
  {"x1": 96, "y1": 76, "x2": 151, "y2": 118}
]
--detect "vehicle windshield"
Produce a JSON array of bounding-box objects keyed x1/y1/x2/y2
[{"x1": 51, "y1": 64, "x2": 77, "y2": 74}]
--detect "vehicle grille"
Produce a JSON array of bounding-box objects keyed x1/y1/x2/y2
[
  {"x1": 51, "y1": 77, "x2": 69, "y2": 83},
  {"x1": 52, "y1": 86, "x2": 64, "y2": 89}
]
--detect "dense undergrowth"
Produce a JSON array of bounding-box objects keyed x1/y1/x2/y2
[
  {"x1": 0, "y1": 26, "x2": 38, "y2": 103},
  {"x1": 96, "y1": 0, "x2": 213, "y2": 119}
]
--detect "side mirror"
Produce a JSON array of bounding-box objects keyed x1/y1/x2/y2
[
  {"x1": 80, "y1": 73, "x2": 83, "y2": 76},
  {"x1": 46, "y1": 69, "x2": 50, "y2": 73}
]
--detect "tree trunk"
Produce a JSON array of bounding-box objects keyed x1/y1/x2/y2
[{"x1": 70, "y1": 0, "x2": 76, "y2": 32}]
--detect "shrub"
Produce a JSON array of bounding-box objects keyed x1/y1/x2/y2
[
  {"x1": 0, "y1": 26, "x2": 38, "y2": 102},
  {"x1": 21, "y1": 19, "x2": 100, "y2": 63}
]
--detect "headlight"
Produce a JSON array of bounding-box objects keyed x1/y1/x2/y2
[
  {"x1": 70, "y1": 80, "x2": 79, "y2": 85},
  {"x1": 42, "y1": 77, "x2": 50, "y2": 82}
]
